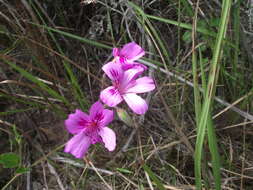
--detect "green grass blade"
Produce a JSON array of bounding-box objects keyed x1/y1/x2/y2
[
  {"x1": 129, "y1": 2, "x2": 170, "y2": 65},
  {"x1": 192, "y1": 2, "x2": 201, "y2": 125},
  {"x1": 198, "y1": 48, "x2": 207, "y2": 92},
  {"x1": 143, "y1": 14, "x2": 216, "y2": 38},
  {"x1": 206, "y1": 114, "x2": 221, "y2": 190},
  {"x1": 0, "y1": 91, "x2": 42, "y2": 107},
  {"x1": 194, "y1": 0, "x2": 232, "y2": 189},
  {"x1": 30, "y1": 1, "x2": 88, "y2": 111},
  {"x1": 179, "y1": 0, "x2": 194, "y2": 17},
  {"x1": 145, "y1": 19, "x2": 171, "y2": 64},
  {"x1": 30, "y1": 22, "x2": 111, "y2": 50},
  {"x1": 128, "y1": 1, "x2": 186, "y2": 102},
  {"x1": 2, "y1": 59, "x2": 70, "y2": 107},
  {"x1": 142, "y1": 164, "x2": 166, "y2": 190},
  {"x1": 0, "y1": 107, "x2": 41, "y2": 116},
  {"x1": 231, "y1": 0, "x2": 241, "y2": 95}
]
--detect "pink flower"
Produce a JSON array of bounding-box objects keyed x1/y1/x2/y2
[
  {"x1": 112, "y1": 42, "x2": 147, "y2": 71},
  {"x1": 100, "y1": 61, "x2": 155, "y2": 115},
  {"x1": 64, "y1": 101, "x2": 115, "y2": 158}
]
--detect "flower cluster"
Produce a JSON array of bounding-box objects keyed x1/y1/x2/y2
[{"x1": 64, "y1": 42, "x2": 155, "y2": 158}]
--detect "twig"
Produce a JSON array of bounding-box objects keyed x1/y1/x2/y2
[
  {"x1": 52, "y1": 155, "x2": 139, "y2": 188},
  {"x1": 50, "y1": 155, "x2": 115, "y2": 175},
  {"x1": 141, "y1": 59, "x2": 253, "y2": 121},
  {"x1": 213, "y1": 92, "x2": 253, "y2": 119},
  {"x1": 47, "y1": 162, "x2": 66, "y2": 190},
  {"x1": 42, "y1": 162, "x2": 49, "y2": 190},
  {"x1": 26, "y1": 153, "x2": 31, "y2": 190},
  {"x1": 159, "y1": 92, "x2": 194, "y2": 153},
  {"x1": 85, "y1": 158, "x2": 113, "y2": 190}
]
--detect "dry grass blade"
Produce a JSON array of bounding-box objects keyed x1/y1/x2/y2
[
  {"x1": 47, "y1": 162, "x2": 66, "y2": 190},
  {"x1": 1, "y1": 0, "x2": 252, "y2": 189},
  {"x1": 142, "y1": 60, "x2": 253, "y2": 121}
]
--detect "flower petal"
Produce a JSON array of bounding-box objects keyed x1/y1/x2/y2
[
  {"x1": 65, "y1": 109, "x2": 90, "y2": 134},
  {"x1": 99, "y1": 127, "x2": 116, "y2": 151},
  {"x1": 100, "y1": 109, "x2": 114, "y2": 127},
  {"x1": 100, "y1": 86, "x2": 123, "y2": 107},
  {"x1": 122, "y1": 62, "x2": 147, "y2": 72},
  {"x1": 102, "y1": 61, "x2": 123, "y2": 81},
  {"x1": 64, "y1": 131, "x2": 91, "y2": 158},
  {"x1": 120, "y1": 42, "x2": 145, "y2": 61},
  {"x1": 123, "y1": 93, "x2": 148, "y2": 114},
  {"x1": 113, "y1": 48, "x2": 119, "y2": 57},
  {"x1": 89, "y1": 101, "x2": 103, "y2": 119},
  {"x1": 125, "y1": 77, "x2": 155, "y2": 93},
  {"x1": 120, "y1": 67, "x2": 143, "y2": 89}
]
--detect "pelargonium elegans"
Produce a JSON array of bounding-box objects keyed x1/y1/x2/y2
[
  {"x1": 100, "y1": 61, "x2": 155, "y2": 115},
  {"x1": 64, "y1": 101, "x2": 115, "y2": 158},
  {"x1": 111, "y1": 42, "x2": 147, "y2": 71}
]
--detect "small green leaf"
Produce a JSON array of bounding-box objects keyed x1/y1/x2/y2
[
  {"x1": 0, "y1": 24, "x2": 9, "y2": 33},
  {"x1": 201, "y1": 58, "x2": 209, "y2": 64},
  {"x1": 199, "y1": 44, "x2": 207, "y2": 52},
  {"x1": 16, "y1": 167, "x2": 30, "y2": 174},
  {"x1": 116, "y1": 168, "x2": 133, "y2": 174},
  {"x1": 182, "y1": 31, "x2": 192, "y2": 44},
  {"x1": 209, "y1": 18, "x2": 221, "y2": 27},
  {"x1": 116, "y1": 108, "x2": 133, "y2": 126},
  {"x1": 12, "y1": 125, "x2": 22, "y2": 145},
  {"x1": 197, "y1": 19, "x2": 207, "y2": 28},
  {"x1": 0, "y1": 153, "x2": 20, "y2": 168}
]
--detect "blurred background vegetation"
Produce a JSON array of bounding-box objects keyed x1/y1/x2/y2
[{"x1": 1, "y1": 0, "x2": 253, "y2": 189}]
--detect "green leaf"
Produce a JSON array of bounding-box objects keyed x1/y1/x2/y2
[
  {"x1": 16, "y1": 167, "x2": 30, "y2": 174},
  {"x1": 116, "y1": 168, "x2": 133, "y2": 174},
  {"x1": 116, "y1": 108, "x2": 133, "y2": 126},
  {"x1": 0, "y1": 153, "x2": 20, "y2": 168},
  {"x1": 182, "y1": 31, "x2": 192, "y2": 43}
]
